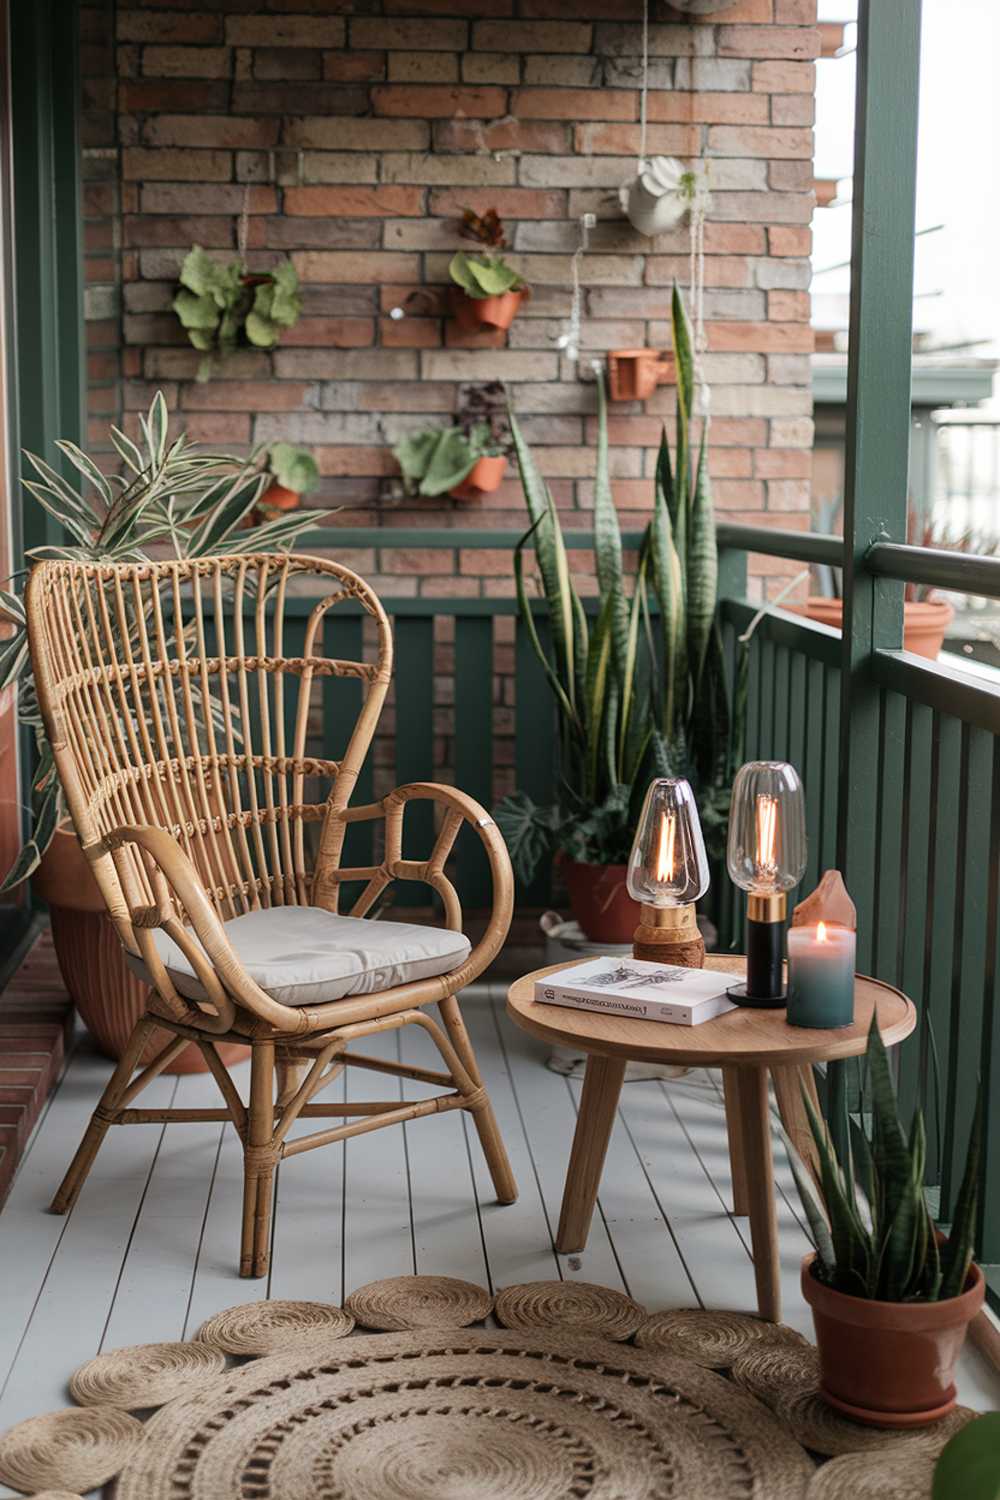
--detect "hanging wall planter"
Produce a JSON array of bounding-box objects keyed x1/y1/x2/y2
[
  {"x1": 608, "y1": 349, "x2": 675, "y2": 402},
  {"x1": 172, "y1": 245, "x2": 302, "y2": 381},
  {"x1": 449, "y1": 454, "x2": 507, "y2": 501},
  {"x1": 449, "y1": 254, "x2": 527, "y2": 332}
]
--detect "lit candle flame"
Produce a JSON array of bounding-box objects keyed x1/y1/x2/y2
[
  {"x1": 755, "y1": 793, "x2": 779, "y2": 879},
  {"x1": 817, "y1": 920, "x2": 828, "y2": 943},
  {"x1": 655, "y1": 810, "x2": 677, "y2": 884}
]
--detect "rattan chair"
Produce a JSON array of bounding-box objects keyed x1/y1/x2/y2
[{"x1": 27, "y1": 553, "x2": 516, "y2": 1276}]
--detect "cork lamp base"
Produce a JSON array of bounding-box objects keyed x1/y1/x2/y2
[{"x1": 632, "y1": 905, "x2": 705, "y2": 969}]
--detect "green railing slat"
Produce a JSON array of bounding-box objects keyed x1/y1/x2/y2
[
  {"x1": 872, "y1": 688, "x2": 907, "y2": 983},
  {"x1": 979, "y1": 739, "x2": 1000, "y2": 1258},
  {"x1": 515, "y1": 614, "x2": 555, "y2": 908},
  {"x1": 897, "y1": 701, "x2": 933, "y2": 1124},
  {"x1": 393, "y1": 614, "x2": 436, "y2": 908},
  {"x1": 803, "y1": 659, "x2": 825, "y2": 897},
  {"x1": 454, "y1": 616, "x2": 494, "y2": 910},
  {"x1": 922, "y1": 712, "x2": 962, "y2": 1184}
]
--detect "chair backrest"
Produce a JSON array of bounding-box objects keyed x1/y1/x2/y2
[{"x1": 26, "y1": 553, "x2": 392, "y2": 942}]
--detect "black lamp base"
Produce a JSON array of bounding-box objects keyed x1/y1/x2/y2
[{"x1": 727, "y1": 981, "x2": 787, "y2": 1011}]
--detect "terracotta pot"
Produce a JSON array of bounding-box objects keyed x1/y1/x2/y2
[
  {"x1": 450, "y1": 455, "x2": 507, "y2": 501},
  {"x1": 560, "y1": 860, "x2": 641, "y2": 944},
  {"x1": 259, "y1": 481, "x2": 301, "y2": 511},
  {"x1": 34, "y1": 826, "x2": 247, "y2": 1075},
  {"x1": 608, "y1": 349, "x2": 674, "y2": 402},
  {"x1": 788, "y1": 596, "x2": 955, "y2": 661},
  {"x1": 801, "y1": 1252, "x2": 985, "y2": 1427},
  {"x1": 452, "y1": 287, "x2": 524, "y2": 332}
]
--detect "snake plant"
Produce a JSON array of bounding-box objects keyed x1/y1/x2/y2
[
  {"x1": 0, "y1": 391, "x2": 333, "y2": 890},
  {"x1": 787, "y1": 1014, "x2": 982, "y2": 1303},
  {"x1": 495, "y1": 285, "x2": 744, "y2": 882}
]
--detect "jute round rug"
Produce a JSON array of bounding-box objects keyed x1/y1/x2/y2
[
  {"x1": 113, "y1": 1328, "x2": 816, "y2": 1500},
  {"x1": 69, "y1": 1340, "x2": 227, "y2": 1410},
  {"x1": 0, "y1": 1406, "x2": 142, "y2": 1494},
  {"x1": 635, "y1": 1309, "x2": 808, "y2": 1369},
  {"x1": 346, "y1": 1274, "x2": 492, "y2": 1331},
  {"x1": 494, "y1": 1280, "x2": 645, "y2": 1341},
  {"x1": 195, "y1": 1299, "x2": 354, "y2": 1356},
  {"x1": 806, "y1": 1450, "x2": 937, "y2": 1498}
]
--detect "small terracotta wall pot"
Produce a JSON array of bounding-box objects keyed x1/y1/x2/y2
[
  {"x1": 560, "y1": 860, "x2": 641, "y2": 944},
  {"x1": 450, "y1": 455, "x2": 506, "y2": 501},
  {"x1": 452, "y1": 287, "x2": 524, "y2": 332},
  {"x1": 787, "y1": 596, "x2": 955, "y2": 661},
  {"x1": 34, "y1": 826, "x2": 247, "y2": 1075},
  {"x1": 259, "y1": 481, "x2": 301, "y2": 511},
  {"x1": 608, "y1": 349, "x2": 674, "y2": 402},
  {"x1": 801, "y1": 1252, "x2": 985, "y2": 1427}
]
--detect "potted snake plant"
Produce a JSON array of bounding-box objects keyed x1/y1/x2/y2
[
  {"x1": 495, "y1": 287, "x2": 742, "y2": 941},
  {"x1": 788, "y1": 1016, "x2": 985, "y2": 1428},
  {"x1": 1, "y1": 394, "x2": 331, "y2": 1071}
]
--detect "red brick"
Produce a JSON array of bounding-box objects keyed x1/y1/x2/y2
[
  {"x1": 754, "y1": 448, "x2": 812, "y2": 478},
  {"x1": 323, "y1": 52, "x2": 386, "y2": 84},
  {"x1": 182, "y1": 413, "x2": 252, "y2": 445},
  {"x1": 282, "y1": 318, "x2": 375, "y2": 347},
  {"x1": 386, "y1": 0, "x2": 512, "y2": 11},
  {"x1": 769, "y1": 160, "x2": 814, "y2": 191},
  {"x1": 768, "y1": 289, "x2": 811, "y2": 321},
  {"x1": 352, "y1": 17, "x2": 467, "y2": 49},
  {"x1": 708, "y1": 125, "x2": 813, "y2": 159},
  {"x1": 117, "y1": 10, "x2": 221, "y2": 43},
  {"x1": 252, "y1": 48, "x2": 322, "y2": 82},
  {"x1": 474, "y1": 19, "x2": 591, "y2": 51},
  {"x1": 181, "y1": 381, "x2": 314, "y2": 412},
  {"x1": 511, "y1": 88, "x2": 637, "y2": 122},
  {"x1": 769, "y1": 225, "x2": 812, "y2": 256},
  {"x1": 283, "y1": 118, "x2": 429, "y2": 151},
  {"x1": 644, "y1": 255, "x2": 750, "y2": 289},
  {"x1": 292, "y1": 251, "x2": 420, "y2": 283},
  {"x1": 752, "y1": 60, "x2": 816, "y2": 92},
  {"x1": 775, "y1": 0, "x2": 817, "y2": 19},
  {"x1": 771, "y1": 94, "x2": 815, "y2": 126},
  {"x1": 719, "y1": 25, "x2": 820, "y2": 59},
  {"x1": 382, "y1": 317, "x2": 443, "y2": 348},
  {"x1": 429, "y1": 187, "x2": 566, "y2": 221},
  {"x1": 141, "y1": 184, "x2": 277, "y2": 215},
  {"x1": 444, "y1": 319, "x2": 505, "y2": 349},
  {"x1": 119, "y1": 80, "x2": 230, "y2": 111},
  {"x1": 285, "y1": 186, "x2": 424, "y2": 218},
  {"x1": 142, "y1": 47, "x2": 232, "y2": 79},
  {"x1": 316, "y1": 447, "x2": 398, "y2": 477},
  {"x1": 705, "y1": 321, "x2": 814, "y2": 353},
  {"x1": 388, "y1": 53, "x2": 459, "y2": 84},
  {"x1": 648, "y1": 92, "x2": 770, "y2": 125},
  {"x1": 226, "y1": 15, "x2": 345, "y2": 47},
  {"x1": 434, "y1": 119, "x2": 570, "y2": 154},
  {"x1": 575, "y1": 123, "x2": 699, "y2": 156},
  {"x1": 143, "y1": 116, "x2": 279, "y2": 149},
  {"x1": 124, "y1": 215, "x2": 234, "y2": 248},
  {"x1": 705, "y1": 224, "x2": 767, "y2": 255},
  {"x1": 232, "y1": 84, "x2": 369, "y2": 115},
  {"x1": 372, "y1": 86, "x2": 507, "y2": 118},
  {"x1": 123, "y1": 148, "x2": 232, "y2": 182}
]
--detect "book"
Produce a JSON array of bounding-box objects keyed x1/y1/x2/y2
[{"x1": 534, "y1": 957, "x2": 737, "y2": 1026}]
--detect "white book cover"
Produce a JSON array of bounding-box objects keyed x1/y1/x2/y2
[{"x1": 534, "y1": 956, "x2": 736, "y2": 1026}]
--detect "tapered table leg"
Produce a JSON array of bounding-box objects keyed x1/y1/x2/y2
[
  {"x1": 722, "y1": 1066, "x2": 751, "y2": 1215},
  {"x1": 556, "y1": 1054, "x2": 627, "y2": 1254},
  {"x1": 736, "y1": 1064, "x2": 781, "y2": 1322}
]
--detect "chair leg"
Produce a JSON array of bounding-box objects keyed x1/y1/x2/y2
[
  {"x1": 240, "y1": 1041, "x2": 276, "y2": 1278},
  {"x1": 50, "y1": 1016, "x2": 158, "y2": 1215},
  {"x1": 438, "y1": 994, "x2": 517, "y2": 1205}
]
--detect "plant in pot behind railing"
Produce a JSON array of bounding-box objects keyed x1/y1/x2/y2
[
  {"x1": 0, "y1": 393, "x2": 331, "y2": 1072},
  {"x1": 449, "y1": 207, "x2": 528, "y2": 333},
  {"x1": 256, "y1": 441, "x2": 320, "y2": 517},
  {"x1": 787, "y1": 1015, "x2": 984, "y2": 1427},
  {"x1": 173, "y1": 245, "x2": 302, "y2": 382},
  {"x1": 494, "y1": 287, "x2": 744, "y2": 943}
]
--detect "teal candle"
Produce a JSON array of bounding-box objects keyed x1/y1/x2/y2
[{"x1": 786, "y1": 921, "x2": 856, "y2": 1029}]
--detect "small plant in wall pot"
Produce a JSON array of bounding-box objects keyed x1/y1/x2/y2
[
  {"x1": 173, "y1": 246, "x2": 302, "y2": 381},
  {"x1": 449, "y1": 208, "x2": 528, "y2": 332},
  {"x1": 393, "y1": 424, "x2": 506, "y2": 502},
  {"x1": 258, "y1": 442, "x2": 320, "y2": 516}
]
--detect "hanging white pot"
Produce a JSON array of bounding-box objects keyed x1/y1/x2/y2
[{"x1": 620, "y1": 156, "x2": 710, "y2": 240}]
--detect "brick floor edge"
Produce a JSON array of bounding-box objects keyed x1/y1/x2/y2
[{"x1": 0, "y1": 927, "x2": 75, "y2": 1207}]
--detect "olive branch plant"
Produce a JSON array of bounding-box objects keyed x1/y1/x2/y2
[{"x1": 0, "y1": 391, "x2": 333, "y2": 891}]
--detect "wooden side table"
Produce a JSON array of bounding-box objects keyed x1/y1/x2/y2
[{"x1": 507, "y1": 954, "x2": 915, "y2": 1322}]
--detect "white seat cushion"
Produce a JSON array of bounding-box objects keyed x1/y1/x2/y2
[{"x1": 127, "y1": 906, "x2": 471, "y2": 1009}]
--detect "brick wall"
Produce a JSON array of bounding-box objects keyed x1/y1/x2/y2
[{"x1": 81, "y1": 0, "x2": 817, "y2": 608}]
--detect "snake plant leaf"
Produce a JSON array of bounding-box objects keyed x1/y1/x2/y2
[
  {"x1": 783, "y1": 1130, "x2": 837, "y2": 1277},
  {"x1": 671, "y1": 282, "x2": 694, "y2": 533},
  {"x1": 939, "y1": 1087, "x2": 982, "y2": 1300},
  {"x1": 513, "y1": 517, "x2": 580, "y2": 735},
  {"x1": 584, "y1": 591, "x2": 615, "y2": 802},
  {"x1": 591, "y1": 369, "x2": 632, "y2": 760},
  {"x1": 867, "y1": 1014, "x2": 913, "y2": 1232},
  {"x1": 649, "y1": 459, "x2": 686, "y2": 741},
  {"x1": 932, "y1": 1413, "x2": 1000, "y2": 1500},
  {"x1": 804, "y1": 1086, "x2": 871, "y2": 1294},
  {"x1": 686, "y1": 431, "x2": 717, "y2": 690}
]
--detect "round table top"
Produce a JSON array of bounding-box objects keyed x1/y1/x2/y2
[{"x1": 506, "y1": 955, "x2": 916, "y2": 1068}]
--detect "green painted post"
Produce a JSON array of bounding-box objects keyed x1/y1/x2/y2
[{"x1": 832, "y1": 0, "x2": 923, "y2": 1161}]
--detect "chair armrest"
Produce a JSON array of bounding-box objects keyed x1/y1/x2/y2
[
  {"x1": 100, "y1": 824, "x2": 309, "y2": 1036},
  {"x1": 320, "y1": 782, "x2": 514, "y2": 987}
]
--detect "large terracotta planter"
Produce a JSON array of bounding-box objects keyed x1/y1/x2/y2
[
  {"x1": 801, "y1": 1252, "x2": 985, "y2": 1427},
  {"x1": 560, "y1": 860, "x2": 640, "y2": 944},
  {"x1": 450, "y1": 455, "x2": 506, "y2": 501},
  {"x1": 788, "y1": 596, "x2": 954, "y2": 661},
  {"x1": 34, "y1": 826, "x2": 247, "y2": 1075}
]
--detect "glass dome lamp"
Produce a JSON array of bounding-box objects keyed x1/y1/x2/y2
[
  {"x1": 628, "y1": 778, "x2": 711, "y2": 966},
  {"x1": 726, "y1": 761, "x2": 808, "y2": 1006}
]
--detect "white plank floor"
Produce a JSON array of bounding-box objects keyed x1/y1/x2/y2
[{"x1": 1, "y1": 985, "x2": 997, "y2": 1498}]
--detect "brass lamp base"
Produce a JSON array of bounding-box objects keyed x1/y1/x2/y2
[{"x1": 632, "y1": 903, "x2": 705, "y2": 969}]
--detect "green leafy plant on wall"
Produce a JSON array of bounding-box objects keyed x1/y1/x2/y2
[
  {"x1": 787, "y1": 1014, "x2": 981, "y2": 1303},
  {"x1": 0, "y1": 392, "x2": 332, "y2": 889},
  {"x1": 449, "y1": 250, "x2": 526, "y2": 301},
  {"x1": 173, "y1": 247, "x2": 302, "y2": 381},
  {"x1": 393, "y1": 423, "x2": 503, "y2": 498},
  {"x1": 494, "y1": 285, "x2": 745, "y2": 883}
]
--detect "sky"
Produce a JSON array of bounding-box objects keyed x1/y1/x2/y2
[{"x1": 814, "y1": 0, "x2": 1000, "y2": 362}]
